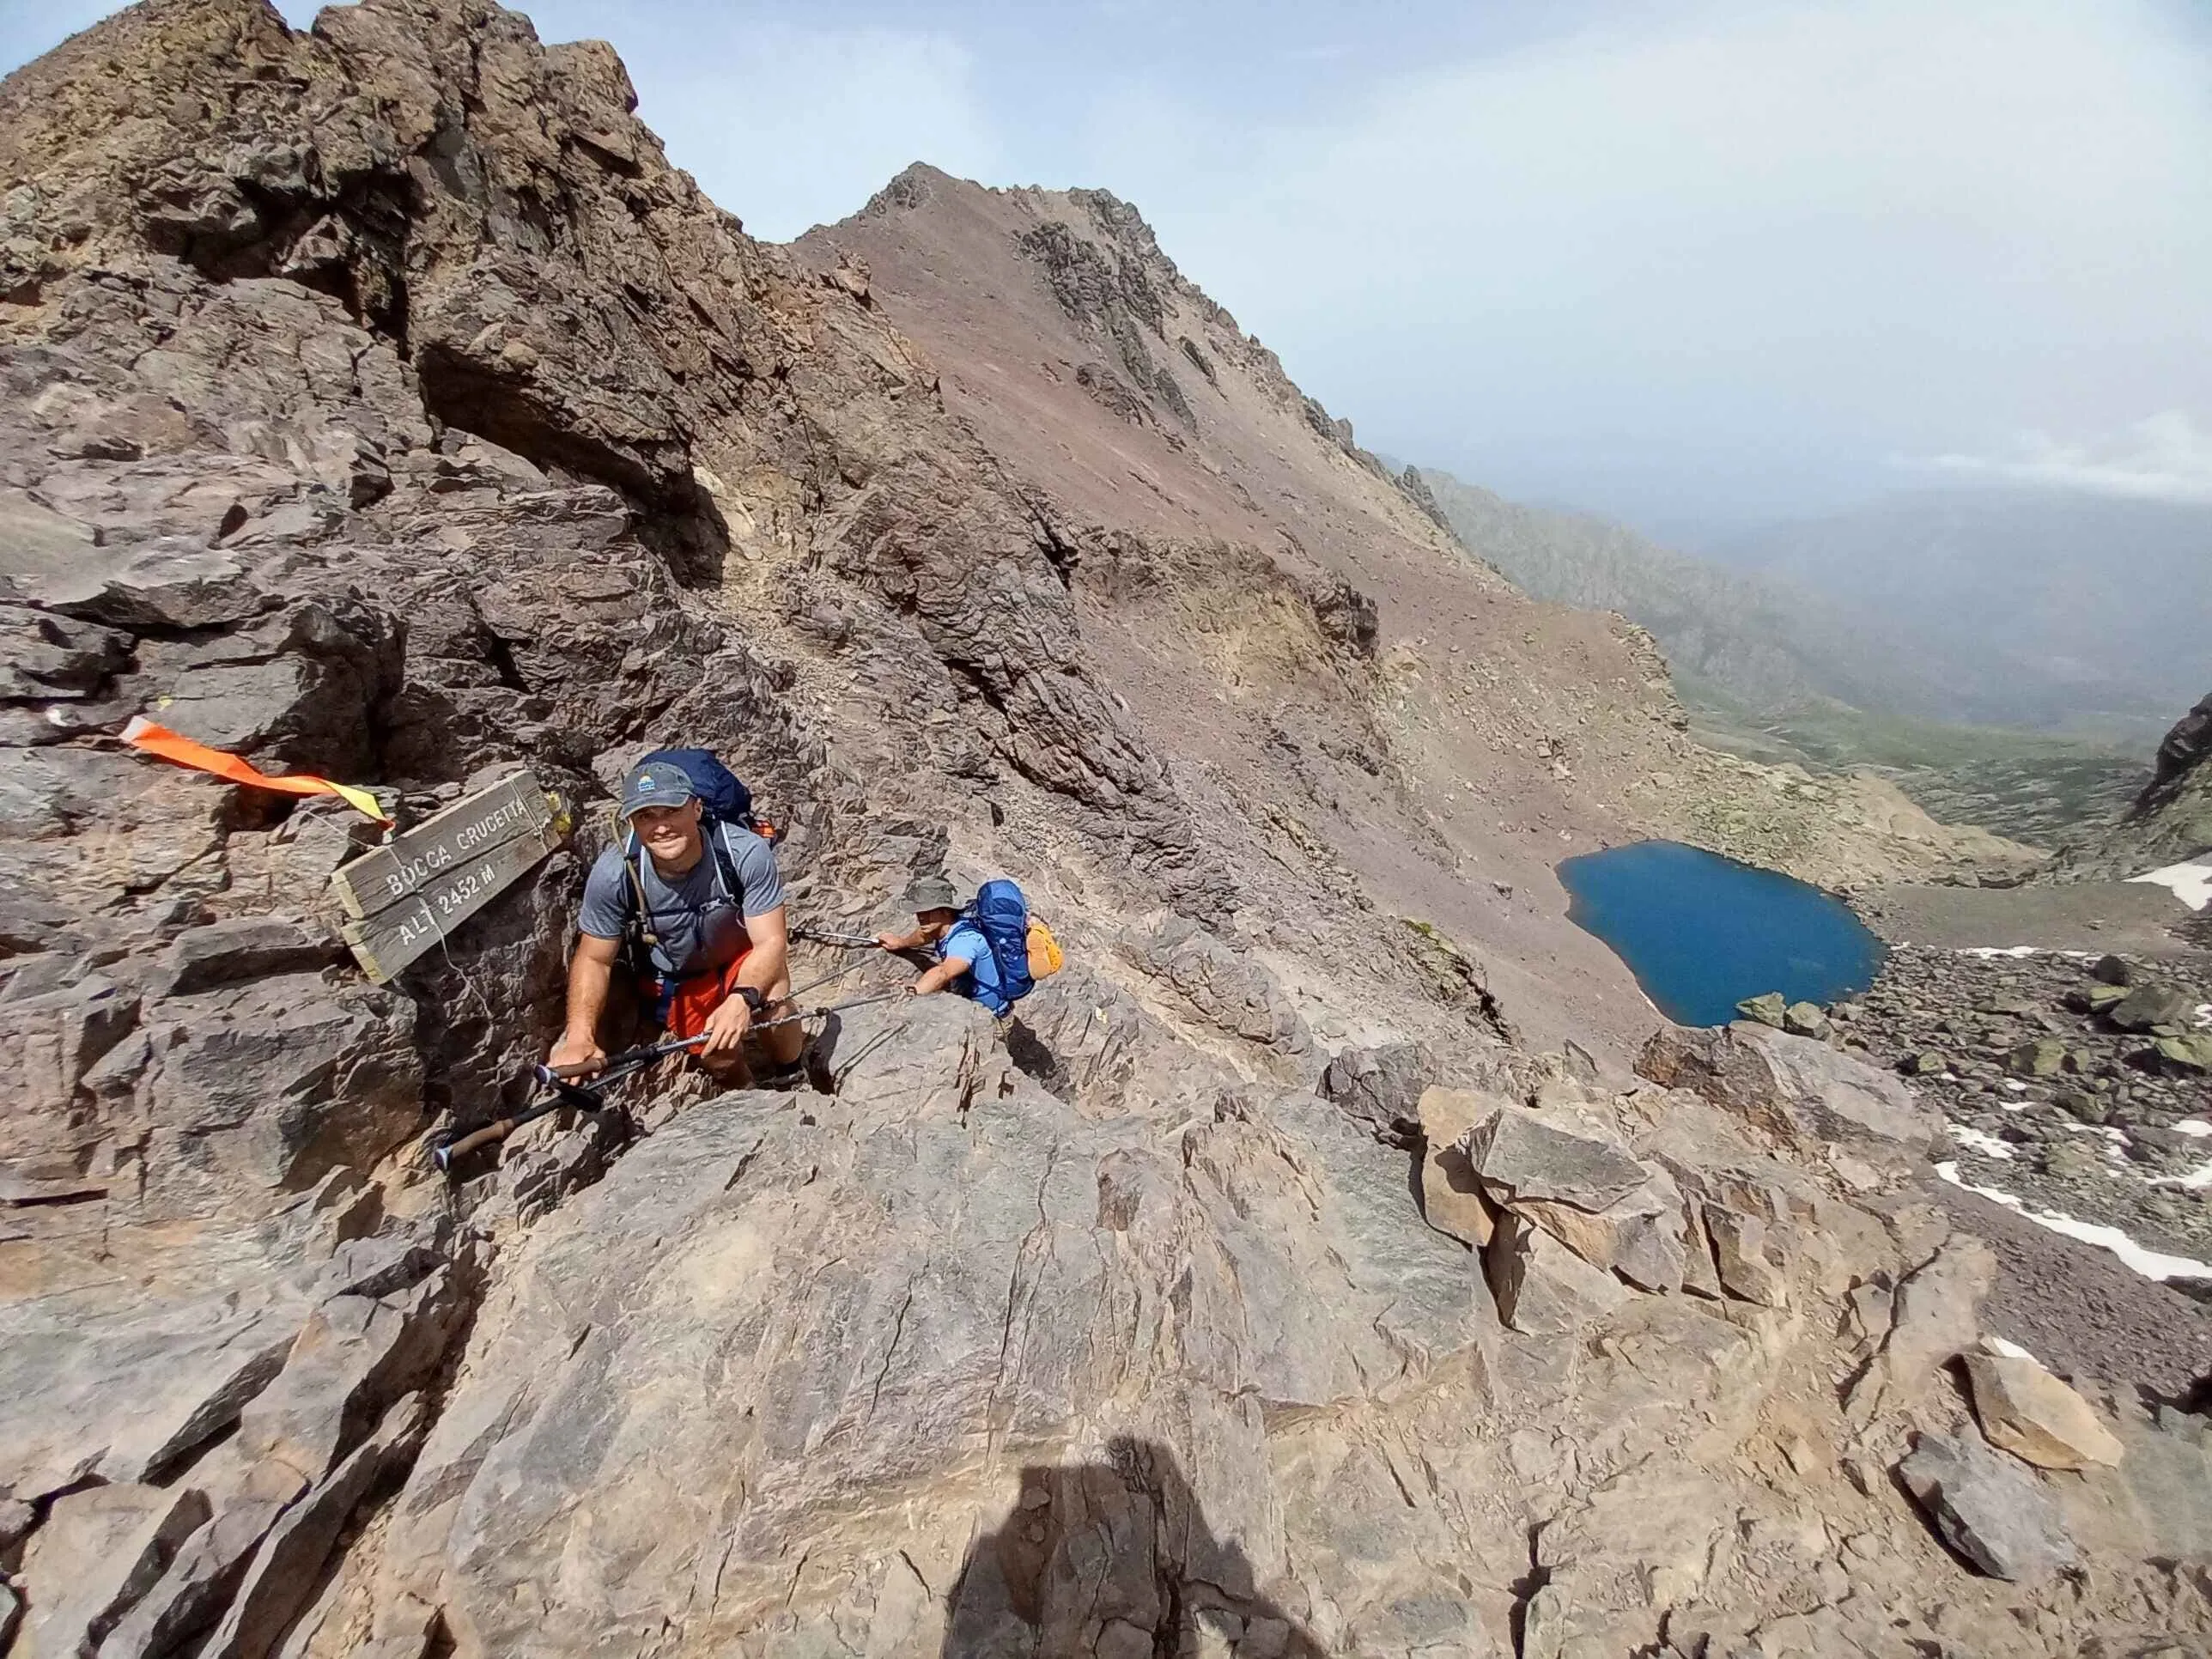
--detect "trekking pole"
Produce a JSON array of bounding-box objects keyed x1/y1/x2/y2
[
  {"x1": 754, "y1": 989, "x2": 909, "y2": 1030},
  {"x1": 430, "y1": 1037, "x2": 702, "y2": 1173},
  {"x1": 538, "y1": 1033, "x2": 707, "y2": 1080},
  {"x1": 786, "y1": 961, "x2": 863, "y2": 1001},
  {"x1": 793, "y1": 925, "x2": 884, "y2": 949},
  {"x1": 431, "y1": 997, "x2": 906, "y2": 1174}
]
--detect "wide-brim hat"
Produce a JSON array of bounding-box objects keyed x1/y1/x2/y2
[
  {"x1": 902, "y1": 874, "x2": 962, "y2": 912},
  {"x1": 620, "y1": 758, "x2": 697, "y2": 819}
]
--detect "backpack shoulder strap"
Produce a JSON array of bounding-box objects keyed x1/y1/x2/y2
[
  {"x1": 956, "y1": 910, "x2": 1003, "y2": 975},
  {"x1": 708, "y1": 821, "x2": 747, "y2": 915},
  {"x1": 621, "y1": 831, "x2": 660, "y2": 951}
]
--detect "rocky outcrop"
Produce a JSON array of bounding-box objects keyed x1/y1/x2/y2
[
  {"x1": 0, "y1": 0, "x2": 1229, "y2": 1649},
  {"x1": 2063, "y1": 687, "x2": 2212, "y2": 875}
]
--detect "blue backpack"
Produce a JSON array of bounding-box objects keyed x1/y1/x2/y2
[
  {"x1": 636, "y1": 748, "x2": 759, "y2": 834},
  {"x1": 960, "y1": 878, "x2": 1036, "y2": 1016}
]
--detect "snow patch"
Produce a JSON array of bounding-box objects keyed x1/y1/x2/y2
[
  {"x1": 2130, "y1": 860, "x2": 2212, "y2": 911},
  {"x1": 2057, "y1": 1122, "x2": 2125, "y2": 1144},
  {"x1": 2173, "y1": 1119, "x2": 2212, "y2": 1139},
  {"x1": 1935, "y1": 1163, "x2": 2212, "y2": 1280},
  {"x1": 1948, "y1": 1124, "x2": 2016, "y2": 1160}
]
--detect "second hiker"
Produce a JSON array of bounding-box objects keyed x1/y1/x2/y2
[
  {"x1": 875, "y1": 874, "x2": 1006, "y2": 1008},
  {"x1": 550, "y1": 755, "x2": 802, "y2": 1083}
]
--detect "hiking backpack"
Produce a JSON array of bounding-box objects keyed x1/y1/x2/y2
[
  {"x1": 617, "y1": 748, "x2": 771, "y2": 969},
  {"x1": 960, "y1": 878, "x2": 1062, "y2": 1016}
]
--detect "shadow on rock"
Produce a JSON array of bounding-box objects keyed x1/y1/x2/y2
[{"x1": 941, "y1": 1436, "x2": 1323, "y2": 1658}]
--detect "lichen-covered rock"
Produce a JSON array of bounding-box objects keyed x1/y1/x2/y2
[
  {"x1": 1459, "y1": 1103, "x2": 1650, "y2": 1212},
  {"x1": 1637, "y1": 1021, "x2": 1940, "y2": 1151},
  {"x1": 1782, "y1": 1000, "x2": 1830, "y2": 1038},
  {"x1": 1735, "y1": 991, "x2": 1786, "y2": 1028},
  {"x1": 2106, "y1": 985, "x2": 2193, "y2": 1033}
]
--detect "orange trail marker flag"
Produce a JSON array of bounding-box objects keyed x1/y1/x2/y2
[{"x1": 122, "y1": 716, "x2": 392, "y2": 825}]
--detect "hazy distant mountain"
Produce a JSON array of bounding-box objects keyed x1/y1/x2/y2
[
  {"x1": 1417, "y1": 469, "x2": 2197, "y2": 741},
  {"x1": 1707, "y1": 489, "x2": 2212, "y2": 722},
  {"x1": 1416, "y1": 470, "x2": 2013, "y2": 725},
  {"x1": 1413, "y1": 468, "x2": 2179, "y2": 842}
]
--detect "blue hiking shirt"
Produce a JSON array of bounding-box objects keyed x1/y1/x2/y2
[{"x1": 939, "y1": 920, "x2": 1008, "y2": 1014}]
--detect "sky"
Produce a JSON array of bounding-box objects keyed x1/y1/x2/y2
[{"x1": 5, "y1": 0, "x2": 2211, "y2": 535}]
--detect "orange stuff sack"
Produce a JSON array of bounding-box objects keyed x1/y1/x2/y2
[{"x1": 1025, "y1": 918, "x2": 1065, "y2": 979}]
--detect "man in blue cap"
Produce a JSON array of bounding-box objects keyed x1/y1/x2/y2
[{"x1": 550, "y1": 757, "x2": 800, "y2": 1084}]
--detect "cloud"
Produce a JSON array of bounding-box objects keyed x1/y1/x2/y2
[
  {"x1": 1912, "y1": 411, "x2": 2212, "y2": 505},
  {"x1": 1075, "y1": 0, "x2": 2212, "y2": 520},
  {"x1": 586, "y1": 14, "x2": 1004, "y2": 241}
]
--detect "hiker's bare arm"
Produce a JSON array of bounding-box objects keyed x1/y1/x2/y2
[
  {"x1": 736, "y1": 905, "x2": 789, "y2": 1003},
  {"x1": 909, "y1": 953, "x2": 972, "y2": 996},
  {"x1": 875, "y1": 927, "x2": 926, "y2": 951},
  {"x1": 551, "y1": 933, "x2": 621, "y2": 1074}
]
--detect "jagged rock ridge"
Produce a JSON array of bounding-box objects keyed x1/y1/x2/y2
[
  {"x1": 0, "y1": 3, "x2": 2205, "y2": 1657},
  {"x1": 2065, "y1": 689, "x2": 2212, "y2": 879}
]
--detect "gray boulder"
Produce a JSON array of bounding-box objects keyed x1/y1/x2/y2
[
  {"x1": 1781, "y1": 1000, "x2": 1830, "y2": 1039},
  {"x1": 1484, "y1": 1212, "x2": 1631, "y2": 1335},
  {"x1": 1637, "y1": 1022, "x2": 1939, "y2": 1152},
  {"x1": 2005, "y1": 1036, "x2": 2071, "y2": 1079},
  {"x1": 1513, "y1": 1169, "x2": 1687, "y2": 1291},
  {"x1": 2107, "y1": 986, "x2": 2192, "y2": 1033},
  {"x1": 1460, "y1": 1104, "x2": 1650, "y2": 1212},
  {"x1": 1735, "y1": 992, "x2": 1786, "y2": 1028},
  {"x1": 1899, "y1": 1431, "x2": 2079, "y2": 1581},
  {"x1": 1317, "y1": 1040, "x2": 1437, "y2": 1149}
]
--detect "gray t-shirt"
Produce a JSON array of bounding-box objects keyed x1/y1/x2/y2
[{"x1": 578, "y1": 823, "x2": 786, "y2": 978}]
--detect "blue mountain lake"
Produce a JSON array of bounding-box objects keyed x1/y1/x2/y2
[{"x1": 1558, "y1": 840, "x2": 1887, "y2": 1027}]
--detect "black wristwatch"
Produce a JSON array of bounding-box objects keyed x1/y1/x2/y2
[{"x1": 735, "y1": 986, "x2": 766, "y2": 1014}]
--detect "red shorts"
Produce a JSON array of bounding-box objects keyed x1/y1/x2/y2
[{"x1": 648, "y1": 950, "x2": 753, "y2": 1042}]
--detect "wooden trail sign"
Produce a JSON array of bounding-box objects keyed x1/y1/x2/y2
[{"x1": 331, "y1": 770, "x2": 567, "y2": 983}]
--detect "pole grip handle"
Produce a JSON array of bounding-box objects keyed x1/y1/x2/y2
[{"x1": 435, "y1": 1117, "x2": 516, "y2": 1169}]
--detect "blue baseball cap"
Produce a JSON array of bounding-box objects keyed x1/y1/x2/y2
[{"x1": 620, "y1": 759, "x2": 696, "y2": 819}]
